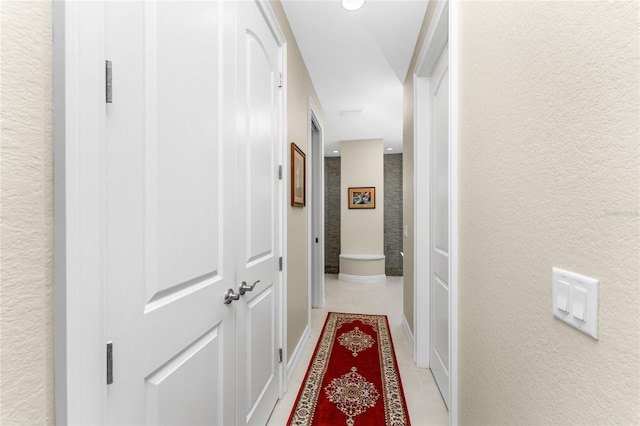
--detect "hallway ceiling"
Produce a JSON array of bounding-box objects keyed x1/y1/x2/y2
[{"x1": 281, "y1": 0, "x2": 428, "y2": 157}]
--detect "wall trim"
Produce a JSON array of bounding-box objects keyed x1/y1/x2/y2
[
  {"x1": 338, "y1": 273, "x2": 387, "y2": 284},
  {"x1": 256, "y1": 0, "x2": 286, "y2": 46},
  {"x1": 415, "y1": 1, "x2": 449, "y2": 77},
  {"x1": 54, "y1": 2, "x2": 107, "y2": 423},
  {"x1": 402, "y1": 314, "x2": 415, "y2": 352},
  {"x1": 339, "y1": 253, "x2": 385, "y2": 261},
  {"x1": 286, "y1": 325, "x2": 310, "y2": 385}
]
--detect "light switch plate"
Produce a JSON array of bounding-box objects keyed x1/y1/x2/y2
[{"x1": 552, "y1": 268, "x2": 599, "y2": 339}]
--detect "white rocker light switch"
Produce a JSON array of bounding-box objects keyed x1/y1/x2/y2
[
  {"x1": 556, "y1": 280, "x2": 570, "y2": 313},
  {"x1": 572, "y1": 286, "x2": 587, "y2": 321},
  {"x1": 552, "y1": 268, "x2": 598, "y2": 339}
]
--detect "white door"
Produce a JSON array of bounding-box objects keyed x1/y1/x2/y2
[
  {"x1": 234, "y1": 2, "x2": 282, "y2": 425},
  {"x1": 104, "y1": 2, "x2": 236, "y2": 423},
  {"x1": 103, "y1": 1, "x2": 281, "y2": 424},
  {"x1": 429, "y1": 43, "x2": 450, "y2": 409},
  {"x1": 311, "y1": 120, "x2": 324, "y2": 308}
]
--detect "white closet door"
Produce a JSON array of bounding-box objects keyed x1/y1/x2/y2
[
  {"x1": 234, "y1": 1, "x2": 282, "y2": 425},
  {"x1": 104, "y1": 2, "x2": 236, "y2": 424}
]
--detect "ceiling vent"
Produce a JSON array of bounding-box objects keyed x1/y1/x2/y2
[{"x1": 338, "y1": 108, "x2": 364, "y2": 116}]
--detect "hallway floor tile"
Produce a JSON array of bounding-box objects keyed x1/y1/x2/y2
[{"x1": 266, "y1": 275, "x2": 448, "y2": 426}]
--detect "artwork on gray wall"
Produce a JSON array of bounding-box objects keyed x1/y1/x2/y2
[{"x1": 348, "y1": 187, "x2": 375, "y2": 209}]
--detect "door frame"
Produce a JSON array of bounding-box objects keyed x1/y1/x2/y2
[
  {"x1": 54, "y1": 2, "x2": 108, "y2": 423},
  {"x1": 53, "y1": 1, "x2": 288, "y2": 423},
  {"x1": 308, "y1": 97, "x2": 325, "y2": 309},
  {"x1": 413, "y1": 0, "x2": 459, "y2": 424}
]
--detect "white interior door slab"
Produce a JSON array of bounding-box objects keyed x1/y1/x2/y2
[
  {"x1": 104, "y1": 2, "x2": 236, "y2": 424},
  {"x1": 234, "y1": 2, "x2": 282, "y2": 425},
  {"x1": 429, "y1": 43, "x2": 450, "y2": 409},
  {"x1": 311, "y1": 120, "x2": 324, "y2": 309}
]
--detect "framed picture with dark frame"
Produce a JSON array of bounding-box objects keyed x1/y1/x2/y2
[
  {"x1": 291, "y1": 143, "x2": 306, "y2": 207},
  {"x1": 348, "y1": 187, "x2": 375, "y2": 209}
]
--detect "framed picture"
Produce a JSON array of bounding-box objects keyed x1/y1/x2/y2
[
  {"x1": 291, "y1": 143, "x2": 306, "y2": 207},
  {"x1": 348, "y1": 187, "x2": 375, "y2": 209}
]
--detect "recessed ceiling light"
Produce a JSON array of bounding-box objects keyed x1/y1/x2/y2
[
  {"x1": 342, "y1": 0, "x2": 366, "y2": 12},
  {"x1": 332, "y1": 150, "x2": 340, "y2": 153},
  {"x1": 386, "y1": 147, "x2": 394, "y2": 151}
]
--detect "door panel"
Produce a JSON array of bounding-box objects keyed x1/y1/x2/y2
[
  {"x1": 433, "y1": 56, "x2": 449, "y2": 255},
  {"x1": 235, "y1": 2, "x2": 281, "y2": 425},
  {"x1": 105, "y1": 2, "x2": 235, "y2": 424},
  {"x1": 147, "y1": 0, "x2": 223, "y2": 308},
  {"x1": 430, "y1": 43, "x2": 450, "y2": 409},
  {"x1": 247, "y1": 288, "x2": 276, "y2": 406},
  {"x1": 144, "y1": 326, "x2": 222, "y2": 425},
  {"x1": 155, "y1": 0, "x2": 222, "y2": 292},
  {"x1": 433, "y1": 278, "x2": 449, "y2": 370},
  {"x1": 247, "y1": 33, "x2": 276, "y2": 262}
]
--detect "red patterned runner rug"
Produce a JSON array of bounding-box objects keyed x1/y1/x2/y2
[{"x1": 287, "y1": 312, "x2": 411, "y2": 426}]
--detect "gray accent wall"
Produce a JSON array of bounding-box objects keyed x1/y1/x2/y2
[
  {"x1": 324, "y1": 154, "x2": 403, "y2": 276},
  {"x1": 384, "y1": 154, "x2": 403, "y2": 276},
  {"x1": 324, "y1": 157, "x2": 341, "y2": 274}
]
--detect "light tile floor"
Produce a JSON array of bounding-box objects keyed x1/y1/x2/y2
[{"x1": 267, "y1": 274, "x2": 449, "y2": 426}]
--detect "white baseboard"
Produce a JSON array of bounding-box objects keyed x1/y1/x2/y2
[
  {"x1": 339, "y1": 253, "x2": 385, "y2": 260},
  {"x1": 286, "y1": 324, "x2": 310, "y2": 385},
  {"x1": 338, "y1": 273, "x2": 387, "y2": 284},
  {"x1": 402, "y1": 314, "x2": 414, "y2": 353}
]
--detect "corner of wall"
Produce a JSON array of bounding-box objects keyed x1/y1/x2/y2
[{"x1": 0, "y1": 1, "x2": 55, "y2": 423}]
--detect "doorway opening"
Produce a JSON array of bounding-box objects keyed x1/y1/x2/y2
[
  {"x1": 309, "y1": 99, "x2": 325, "y2": 309},
  {"x1": 413, "y1": 0, "x2": 458, "y2": 423}
]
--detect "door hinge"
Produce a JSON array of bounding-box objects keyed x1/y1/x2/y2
[
  {"x1": 106, "y1": 341, "x2": 113, "y2": 385},
  {"x1": 279, "y1": 256, "x2": 283, "y2": 271},
  {"x1": 278, "y1": 72, "x2": 283, "y2": 88},
  {"x1": 105, "y1": 60, "x2": 113, "y2": 104},
  {"x1": 278, "y1": 165, "x2": 283, "y2": 180},
  {"x1": 278, "y1": 348, "x2": 283, "y2": 363}
]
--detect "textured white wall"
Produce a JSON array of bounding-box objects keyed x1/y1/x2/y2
[
  {"x1": 0, "y1": 1, "x2": 55, "y2": 424},
  {"x1": 457, "y1": 2, "x2": 639, "y2": 424}
]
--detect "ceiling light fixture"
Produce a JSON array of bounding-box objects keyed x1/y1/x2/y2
[
  {"x1": 386, "y1": 147, "x2": 394, "y2": 151},
  {"x1": 332, "y1": 150, "x2": 340, "y2": 153},
  {"x1": 342, "y1": 0, "x2": 366, "y2": 12}
]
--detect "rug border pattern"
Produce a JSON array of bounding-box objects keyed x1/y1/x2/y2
[{"x1": 287, "y1": 312, "x2": 410, "y2": 426}]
